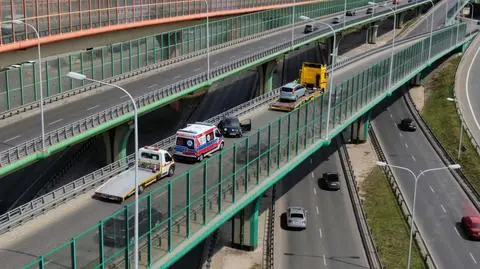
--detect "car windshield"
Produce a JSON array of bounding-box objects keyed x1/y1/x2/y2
[
  {"x1": 327, "y1": 174, "x2": 339, "y2": 181},
  {"x1": 290, "y1": 213, "x2": 304, "y2": 219},
  {"x1": 223, "y1": 118, "x2": 240, "y2": 127},
  {"x1": 281, "y1": 87, "x2": 294, "y2": 93}
]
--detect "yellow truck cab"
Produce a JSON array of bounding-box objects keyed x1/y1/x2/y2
[{"x1": 299, "y1": 62, "x2": 328, "y2": 91}]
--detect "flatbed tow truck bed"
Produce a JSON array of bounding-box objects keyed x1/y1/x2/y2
[
  {"x1": 94, "y1": 168, "x2": 158, "y2": 202},
  {"x1": 269, "y1": 88, "x2": 322, "y2": 112}
]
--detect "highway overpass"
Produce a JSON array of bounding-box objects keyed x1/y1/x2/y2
[
  {"x1": 0, "y1": 0, "x2": 432, "y2": 178},
  {"x1": 0, "y1": 20, "x2": 473, "y2": 268}
]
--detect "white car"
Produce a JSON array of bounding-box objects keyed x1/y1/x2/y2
[{"x1": 286, "y1": 207, "x2": 307, "y2": 229}]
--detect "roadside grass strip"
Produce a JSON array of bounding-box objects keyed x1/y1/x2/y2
[
  {"x1": 362, "y1": 167, "x2": 425, "y2": 269},
  {"x1": 422, "y1": 55, "x2": 480, "y2": 191}
]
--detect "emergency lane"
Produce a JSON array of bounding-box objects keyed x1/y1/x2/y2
[
  {"x1": 274, "y1": 142, "x2": 368, "y2": 269},
  {"x1": 0, "y1": 1, "x2": 423, "y2": 151},
  {"x1": 0, "y1": 32, "x2": 435, "y2": 267}
]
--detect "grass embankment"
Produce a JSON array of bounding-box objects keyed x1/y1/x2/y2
[
  {"x1": 362, "y1": 167, "x2": 425, "y2": 269},
  {"x1": 422, "y1": 55, "x2": 480, "y2": 191}
]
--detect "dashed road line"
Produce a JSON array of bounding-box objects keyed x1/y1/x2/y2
[
  {"x1": 147, "y1": 83, "x2": 158, "y2": 89},
  {"x1": 48, "y1": 118, "x2": 63, "y2": 126},
  {"x1": 405, "y1": 143, "x2": 409, "y2": 149},
  {"x1": 454, "y1": 226, "x2": 461, "y2": 236},
  {"x1": 323, "y1": 254, "x2": 327, "y2": 266},
  {"x1": 429, "y1": 186, "x2": 435, "y2": 193},
  {"x1": 319, "y1": 228, "x2": 323, "y2": 238},
  {"x1": 311, "y1": 172, "x2": 315, "y2": 179},
  {"x1": 399, "y1": 133, "x2": 403, "y2": 137},
  {"x1": 313, "y1": 188, "x2": 317, "y2": 195},
  {"x1": 470, "y1": 252, "x2": 477, "y2": 264},
  {"x1": 3, "y1": 135, "x2": 21, "y2": 143},
  {"x1": 86, "y1": 104, "x2": 100, "y2": 111},
  {"x1": 173, "y1": 75, "x2": 182, "y2": 80},
  {"x1": 390, "y1": 114, "x2": 393, "y2": 118},
  {"x1": 316, "y1": 206, "x2": 319, "y2": 215},
  {"x1": 440, "y1": 204, "x2": 447, "y2": 213},
  {"x1": 411, "y1": 155, "x2": 416, "y2": 161},
  {"x1": 120, "y1": 95, "x2": 129, "y2": 99}
]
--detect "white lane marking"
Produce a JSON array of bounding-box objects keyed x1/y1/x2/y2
[
  {"x1": 399, "y1": 132, "x2": 403, "y2": 137},
  {"x1": 194, "y1": 68, "x2": 202, "y2": 72},
  {"x1": 120, "y1": 95, "x2": 129, "y2": 99},
  {"x1": 48, "y1": 118, "x2": 63, "y2": 126},
  {"x1": 466, "y1": 45, "x2": 480, "y2": 138},
  {"x1": 390, "y1": 114, "x2": 393, "y2": 118},
  {"x1": 311, "y1": 172, "x2": 315, "y2": 179},
  {"x1": 173, "y1": 75, "x2": 181, "y2": 80},
  {"x1": 454, "y1": 226, "x2": 461, "y2": 237},
  {"x1": 440, "y1": 204, "x2": 447, "y2": 213},
  {"x1": 310, "y1": 158, "x2": 313, "y2": 164},
  {"x1": 147, "y1": 83, "x2": 158, "y2": 89},
  {"x1": 429, "y1": 185, "x2": 435, "y2": 193},
  {"x1": 3, "y1": 135, "x2": 21, "y2": 143},
  {"x1": 319, "y1": 227, "x2": 323, "y2": 238},
  {"x1": 405, "y1": 143, "x2": 409, "y2": 149},
  {"x1": 323, "y1": 254, "x2": 327, "y2": 266},
  {"x1": 470, "y1": 252, "x2": 478, "y2": 264},
  {"x1": 313, "y1": 188, "x2": 317, "y2": 195},
  {"x1": 411, "y1": 155, "x2": 416, "y2": 161},
  {"x1": 230, "y1": 56, "x2": 236, "y2": 60},
  {"x1": 86, "y1": 104, "x2": 100, "y2": 111},
  {"x1": 316, "y1": 206, "x2": 319, "y2": 215}
]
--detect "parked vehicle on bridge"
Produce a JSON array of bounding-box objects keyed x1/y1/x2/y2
[
  {"x1": 286, "y1": 207, "x2": 307, "y2": 230},
  {"x1": 398, "y1": 118, "x2": 417, "y2": 131},
  {"x1": 94, "y1": 146, "x2": 175, "y2": 202},
  {"x1": 270, "y1": 63, "x2": 327, "y2": 112},
  {"x1": 174, "y1": 122, "x2": 224, "y2": 162},
  {"x1": 217, "y1": 117, "x2": 252, "y2": 137},
  {"x1": 460, "y1": 216, "x2": 480, "y2": 240}
]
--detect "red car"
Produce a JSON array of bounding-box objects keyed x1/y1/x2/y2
[{"x1": 461, "y1": 216, "x2": 480, "y2": 240}]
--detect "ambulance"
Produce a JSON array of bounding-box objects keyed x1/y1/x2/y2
[{"x1": 174, "y1": 122, "x2": 224, "y2": 162}]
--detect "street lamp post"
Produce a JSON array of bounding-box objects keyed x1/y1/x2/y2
[
  {"x1": 425, "y1": 0, "x2": 435, "y2": 61},
  {"x1": 376, "y1": 161, "x2": 461, "y2": 269},
  {"x1": 368, "y1": 2, "x2": 396, "y2": 91},
  {"x1": 204, "y1": 0, "x2": 210, "y2": 81},
  {"x1": 343, "y1": 0, "x2": 347, "y2": 28},
  {"x1": 299, "y1": 15, "x2": 336, "y2": 139},
  {"x1": 292, "y1": 0, "x2": 296, "y2": 50},
  {"x1": 447, "y1": 97, "x2": 464, "y2": 159},
  {"x1": 66, "y1": 72, "x2": 140, "y2": 269},
  {"x1": 9, "y1": 20, "x2": 46, "y2": 151}
]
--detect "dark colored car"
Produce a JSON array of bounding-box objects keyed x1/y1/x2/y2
[
  {"x1": 304, "y1": 24, "x2": 318, "y2": 34},
  {"x1": 398, "y1": 118, "x2": 417, "y2": 131},
  {"x1": 346, "y1": 10, "x2": 356, "y2": 16},
  {"x1": 322, "y1": 172, "x2": 341, "y2": 190},
  {"x1": 103, "y1": 206, "x2": 163, "y2": 248},
  {"x1": 366, "y1": 7, "x2": 374, "y2": 14},
  {"x1": 217, "y1": 117, "x2": 252, "y2": 137},
  {"x1": 461, "y1": 216, "x2": 480, "y2": 240}
]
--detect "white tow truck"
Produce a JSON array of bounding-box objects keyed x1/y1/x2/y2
[{"x1": 94, "y1": 146, "x2": 175, "y2": 202}]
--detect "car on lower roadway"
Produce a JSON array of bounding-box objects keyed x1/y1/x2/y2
[
  {"x1": 304, "y1": 24, "x2": 318, "y2": 33},
  {"x1": 398, "y1": 118, "x2": 417, "y2": 131},
  {"x1": 346, "y1": 10, "x2": 356, "y2": 16},
  {"x1": 280, "y1": 82, "x2": 306, "y2": 101},
  {"x1": 286, "y1": 207, "x2": 307, "y2": 230},
  {"x1": 322, "y1": 172, "x2": 341, "y2": 190},
  {"x1": 366, "y1": 7, "x2": 374, "y2": 14},
  {"x1": 461, "y1": 216, "x2": 480, "y2": 240},
  {"x1": 332, "y1": 16, "x2": 342, "y2": 24}
]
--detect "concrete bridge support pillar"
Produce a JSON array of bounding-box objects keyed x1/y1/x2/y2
[
  {"x1": 327, "y1": 33, "x2": 342, "y2": 65},
  {"x1": 102, "y1": 123, "x2": 133, "y2": 164},
  {"x1": 350, "y1": 113, "x2": 370, "y2": 143},
  {"x1": 231, "y1": 197, "x2": 260, "y2": 251},
  {"x1": 258, "y1": 60, "x2": 277, "y2": 94},
  {"x1": 395, "y1": 12, "x2": 406, "y2": 29},
  {"x1": 367, "y1": 23, "x2": 379, "y2": 44}
]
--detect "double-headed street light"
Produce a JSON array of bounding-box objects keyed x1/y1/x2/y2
[
  {"x1": 291, "y1": 0, "x2": 296, "y2": 50},
  {"x1": 4, "y1": 20, "x2": 46, "y2": 151},
  {"x1": 66, "y1": 72, "x2": 140, "y2": 269},
  {"x1": 376, "y1": 161, "x2": 461, "y2": 269},
  {"x1": 204, "y1": 0, "x2": 210, "y2": 81},
  {"x1": 298, "y1": 15, "x2": 337, "y2": 139}
]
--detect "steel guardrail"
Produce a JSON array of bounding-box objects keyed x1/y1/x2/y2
[
  {"x1": 404, "y1": 92, "x2": 480, "y2": 209},
  {"x1": 0, "y1": 88, "x2": 280, "y2": 235},
  {"x1": 369, "y1": 126, "x2": 437, "y2": 269},
  {"x1": 337, "y1": 135, "x2": 383, "y2": 269},
  {"x1": 0, "y1": 1, "x2": 435, "y2": 169}
]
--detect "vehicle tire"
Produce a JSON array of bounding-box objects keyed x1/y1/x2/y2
[
  {"x1": 138, "y1": 185, "x2": 144, "y2": 194},
  {"x1": 219, "y1": 142, "x2": 224, "y2": 151},
  {"x1": 168, "y1": 166, "x2": 175, "y2": 177}
]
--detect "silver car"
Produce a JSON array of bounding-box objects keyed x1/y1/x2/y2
[
  {"x1": 280, "y1": 82, "x2": 306, "y2": 101},
  {"x1": 286, "y1": 207, "x2": 307, "y2": 229}
]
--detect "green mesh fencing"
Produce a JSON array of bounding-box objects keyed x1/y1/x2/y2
[
  {"x1": 21, "y1": 23, "x2": 469, "y2": 269},
  {"x1": 0, "y1": 0, "x2": 372, "y2": 112}
]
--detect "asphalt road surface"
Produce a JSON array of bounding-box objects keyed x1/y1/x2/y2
[
  {"x1": 372, "y1": 94, "x2": 480, "y2": 269},
  {"x1": 0, "y1": 1, "x2": 421, "y2": 152},
  {"x1": 274, "y1": 143, "x2": 369, "y2": 269}
]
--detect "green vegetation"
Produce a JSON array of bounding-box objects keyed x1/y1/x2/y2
[
  {"x1": 422, "y1": 55, "x2": 480, "y2": 191},
  {"x1": 362, "y1": 167, "x2": 425, "y2": 269},
  {"x1": 249, "y1": 264, "x2": 262, "y2": 269}
]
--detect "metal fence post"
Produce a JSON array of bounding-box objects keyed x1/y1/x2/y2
[
  {"x1": 287, "y1": 114, "x2": 291, "y2": 161},
  {"x1": 277, "y1": 119, "x2": 281, "y2": 167},
  {"x1": 304, "y1": 103, "x2": 309, "y2": 149},
  {"x1": 203, "y1": 161, "x2": 208, "y2": 225},
  {"x1": 218, "y1": 153, "x2": 223, "y2": 213},
  {"x1": 233, "y1": 144, "x2": 237, "y2": 203},
  {"x1": 5, "y1": 71, "x2": 10, "y2": 110},
  {"x1": 98, "y1": 220, "x2": 105, "y2": 269},
  {"x1": 245, "y1": 137, "x2": 250, "y2": 193},
  {"x1": 267, "y1": 123, "x2": 271, "y2": 176},
  {"x1": 186, "y1": 172, "x2": 191, "y2": 237},
  {"x1": 19, "y1": 65, "x2": 24, "y2": 105},
  {"x1": 70, "y1": 238, "x2": 77, "y2": 269},
  {"x1": 168, "y1": 180, "x2": 173, "y2": 252},
  {"x1": 256, "y1": 131, "x2": 260, "y2": 183},
  {"x1": 147, "y1": 194, "x2": 152, "y2": 265},
  {"x1": 296, "y1": 109, "x2": 300, "y2": 156},
  {"x1": 124, "y1": 206, "x2": 130, "y2": 269}
]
